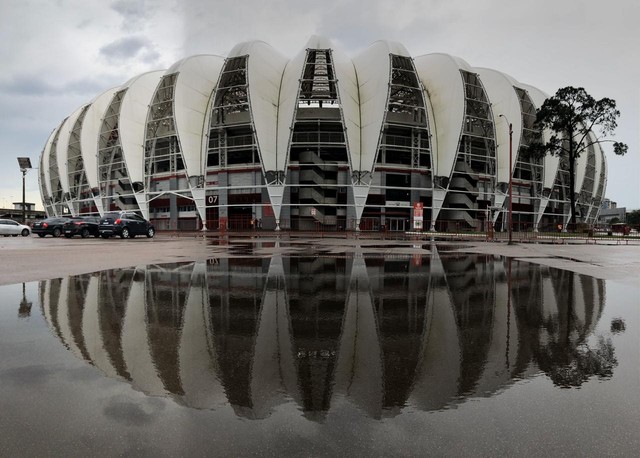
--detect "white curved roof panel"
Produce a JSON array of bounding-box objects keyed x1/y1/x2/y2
[
  {"x1": 353, "y1": 41, "x2": 411, "y2": 174},
  {"x1": 80, "y1": 87, "x2": 121, "y2": 190},
  {"x1": 520, "y1": 83, "x2": 558, "y2": 191},
  {"x1": 38, "y1": 152, "x2": 47, "y2": 210},
  {"x1": 575, "y1": 133, "x2": 589, "y2": 195},
  {"x1": 332, "y1": 45, "x2": 361, "y2": 172},
  {"x1": 229, "y1": 41, "x2": 288, "y2": 173},
  {"x1": 587, "y1": 130, "x2": 604, "y2": 202},
  {"x1": 476, "y1": 68, "x2": 523, "y2": 184},
  {"x1": 41, "y1": 126, "x2": 59, "y2": 202},
  {"x1": 56, "y1": 105, "x2": 87, "y2": 197},
  {"x1": 422, "y1": 87, "x2": 438, "y2": 173},
  {"x1": 171, "y1": 55, "x2": 225, "y2": 178},
  {"x1": 119, "y1": 70, "x2": 165, "y2": 184},
  {"x1": 276, "y1": 36, "x2": 361, "y2": 175},
  {"x1": 276, "y1": 41, "x2": 308, "y2": 172},
  {"x1": 600, "y1": 146, "x2": 608, "y2": 202},
  {"x1": 415, "y1": 53, "x2": 466, "y2": 180},
  {"x1": 48, "y1": 117, "x2": 68, "y2": 207},
  {"x1": 592, "y1": 131, "x2": 603, "y2": 199}
]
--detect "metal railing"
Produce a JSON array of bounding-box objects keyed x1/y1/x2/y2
[{"x1": 160, "y1": 215, "x2": 640, "y2": 244}]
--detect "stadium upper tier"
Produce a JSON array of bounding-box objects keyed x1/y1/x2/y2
[{"x1": 39, "y1": 36, "x2": 606, "y2": 232}]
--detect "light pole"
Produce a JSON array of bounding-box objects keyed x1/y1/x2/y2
[
  {"x1": 499, "y1": 115, "x2": 513, "y2": 245},
  {"x1": 17, "y1": 157, "x2": 32, "y2": 224}
]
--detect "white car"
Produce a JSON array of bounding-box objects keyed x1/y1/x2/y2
[{"x1": 0, "y1": 218, "x2": 31, "y2": 237}]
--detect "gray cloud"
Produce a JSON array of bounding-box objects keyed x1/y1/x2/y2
[
  {"x1": 63, "y1": 76, "x2": 122, "y2": 95},
  {"x1": 100, "y1": 36, "x2": 153, "y2": 60},
  {"x1": 111, "y1": 0, "x2": 149, "y2": 22},
  {"x1": 0, "y1": 0, "x2": 637, "y2": 210},
  {"x1": 110, "y1": 0, "x2": 171, "y2": 37},
  {"x1": 140, "y1": 48, "x2": 161, "y2": 64},
  {"x1": 99, "y1": 35, "x2": 164, "y2": 68},
  {"x1": 0, "y1": 76, "x2": 55, "y2": 96},
  {"x1": 0, "y1": 74, "x2": 123, "y2": 98}
]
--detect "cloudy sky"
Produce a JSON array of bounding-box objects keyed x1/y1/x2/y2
[{"x1": 1, "y1": 0, "x2": 638, "y2": 210}]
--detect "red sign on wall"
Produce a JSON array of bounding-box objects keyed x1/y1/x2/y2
[{"x1": 413, "y1": 202, "x2": 424, "y2": 230}]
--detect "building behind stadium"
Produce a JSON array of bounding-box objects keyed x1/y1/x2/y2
[{"x1": 38, "y1": 36, "x2": 607, "y2": 232}]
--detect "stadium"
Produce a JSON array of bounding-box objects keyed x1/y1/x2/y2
[{"x1": 38, "y1": 36, "x2": 607, "y2": 232}]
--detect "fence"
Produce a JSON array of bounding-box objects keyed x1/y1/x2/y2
[{"x1": 158, "y1": 216, "x2": 640, "y2": 244}]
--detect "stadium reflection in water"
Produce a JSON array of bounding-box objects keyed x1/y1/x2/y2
[{"x1": 40, "y1": 249, "x2": 614, "y2": 420}]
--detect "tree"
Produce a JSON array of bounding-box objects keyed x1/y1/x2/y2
[
  {"x1": 528, "y1": 87, "x2": 628, "y2": 228},
  {"x1": 626, "y1": 209, "x2": 640, "y2": 226}
]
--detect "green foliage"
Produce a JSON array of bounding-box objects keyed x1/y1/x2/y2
[
  {"x1": 531, "y1": 86, "x2": 627, "y2": 159},
  {"x1": 626, "y1": 209, "x2": 640, "y2": 225},
  {"x1": 524, "y1": 86, "x2": 628, "y2": 225},
  {"x1": 613, "y1": 141, "x2": 628, "y2": 156}
]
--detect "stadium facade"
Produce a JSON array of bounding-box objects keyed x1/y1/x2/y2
[{"x1": 38, "y1": 36, "x2": 607, "y2": 232}]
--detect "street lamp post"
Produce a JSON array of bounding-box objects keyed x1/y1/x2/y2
[
  {"x1": 499, "y1": 115, "x2": 514, "y2": 245},
  {"x1": 17, "y1": 157, "x2": 32, "y2": 225}
]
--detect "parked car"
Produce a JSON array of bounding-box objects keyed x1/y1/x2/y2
[
  {"x1": 0, "y1": 218, "x2": 31, "y2": 237},
  {"x1": 31, "y1": 217, "x2": 70, "y2": 237},
  {"x1": 99, "y1": 212, "x2": 155, "y2": 239},
  {"x1": 63, "y1": 216, "x2": 101, "y2": 238}
]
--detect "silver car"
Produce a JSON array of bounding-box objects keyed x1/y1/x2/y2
[{"x1": 0, "y1": 219, "x2": 31, "y2": 237}]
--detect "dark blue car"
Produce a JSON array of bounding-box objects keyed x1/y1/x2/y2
[{"x1": 99, "y1": 212, "x2": 155, "y2": 239}]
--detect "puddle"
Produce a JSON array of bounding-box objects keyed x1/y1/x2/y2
[{"x1": 1, "y1": 253, "x2": 637, "y2": 455}]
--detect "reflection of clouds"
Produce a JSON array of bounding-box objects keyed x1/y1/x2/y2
[
  {"x1": 0, "y1": 365, "x2": 56, "y2": 386},
  {"x1": 39, "y1": 252, "x2": 610, "y2": 420},
  {"x1": 102, "y1": 394, "x2": 166, "y2": 426},
  {"x1": 0, "y1": 362, "x2": 99, "y2": 387}
]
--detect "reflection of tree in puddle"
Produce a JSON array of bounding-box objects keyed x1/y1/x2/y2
[
  {"x1": 38, "y1": 249, "x2": 615, "y2": 420},
  {"x1": 610, "y1": 318, "x2": 626, "y2": 334},
  {"x1": 541, "y1": 337, "x2": 616, "y2": 388},
  {"x1": 516, "y1": 268, "x2": 617, "y2": 388}
]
